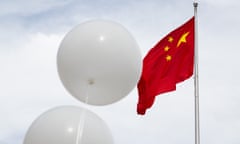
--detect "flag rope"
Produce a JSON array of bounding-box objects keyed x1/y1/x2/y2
[{"x1": 76, "y1": 82, "x2": 91, "y2": 144}]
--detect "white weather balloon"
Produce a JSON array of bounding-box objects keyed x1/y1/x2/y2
[
  {"x1": 57, "y1": 20, "x2": 142, "y2": 105},
  {"x1": 24, "y1": 106, "x2": 113, "y2": 144}
]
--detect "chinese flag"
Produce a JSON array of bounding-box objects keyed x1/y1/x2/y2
[{"x1": 137, "y1": 17, "x2": 194, "y2": 115}]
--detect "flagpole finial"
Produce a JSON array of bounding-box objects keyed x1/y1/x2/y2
[{"x1": 193, "y1": 2, "x2": 198, "y2": 8}]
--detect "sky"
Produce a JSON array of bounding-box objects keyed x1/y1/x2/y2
[{"x1": 1, "y1": 0, "x2": 240, "y2": 144}]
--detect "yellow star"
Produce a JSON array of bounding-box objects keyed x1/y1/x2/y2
[
  {"x1": 166, "y1": 55, "x2": 172, "y2": 61},
  {"x1": 164, "y1": 46, "x2": 170, "y2": 52},
  {"x1": 177, "y1": 32, "x2": 190, "y2": 47},
  {"x1": 168, "y1": 37, "x2": 173, "y2": 42}
]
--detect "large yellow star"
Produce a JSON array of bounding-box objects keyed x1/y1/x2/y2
[{"x1": 177, "y1": 32, "x2": 190, "y2": 47}]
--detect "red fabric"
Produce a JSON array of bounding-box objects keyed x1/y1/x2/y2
[{"x1": 137, "y1": 17, "x2": 194, "y2": 115}]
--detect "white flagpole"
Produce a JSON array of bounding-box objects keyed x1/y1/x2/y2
[{"x1": 193, "y1": 2, "x2": 200, "y2": 144}]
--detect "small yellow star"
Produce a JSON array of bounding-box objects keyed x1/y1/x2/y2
[
  {"x1": 177, "y1": 32, "x2": 190, "y2": 47},
  {"x1": 164, "y1": 46, "x2": 170, "y2": 52},
  {"x1": 168, "y1": 37, "x2": 173, "y2": 43},
  {"x1": 166, "y1": 55, "x2": 172, "y2": 61}
]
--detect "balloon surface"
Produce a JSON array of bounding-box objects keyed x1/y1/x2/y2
[
  {"x1": 57, "y1": 20, "x2": 142, "y2": 105},
  {"x1": 24, "y1": 106, "x2": 113, "y2": 144}
]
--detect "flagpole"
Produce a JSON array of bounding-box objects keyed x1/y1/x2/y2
[{"x1": 193, "y1": 2, "x2": 200, "y2": 144}]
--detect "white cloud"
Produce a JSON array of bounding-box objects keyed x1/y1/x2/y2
[
  {"x1": 0, "y1": 141, "x2": 8, "y2": 144},
  {"x1": 201, "y1": 0, "x2": 240, "y2": 7},
  {"x1": 0, "y1": 0, "x2": 71, "y2": 16},
  {"x1": 0, "y1": 32, "x2": 71, "y2": 141}
]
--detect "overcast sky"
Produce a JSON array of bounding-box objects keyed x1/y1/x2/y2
[{"x1": 1, "y1": 0, "x2": 240, "y2": 144}]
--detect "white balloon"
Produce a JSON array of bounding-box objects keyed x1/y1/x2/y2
[
  {"x1": 57, "y1": 20, "x2": 142, "y2": 105},
  {"x1": 24, "y1": 106, "x2": 113, "y2": 144}
]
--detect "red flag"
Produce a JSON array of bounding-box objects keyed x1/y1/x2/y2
[{"x1": 137, "y1": 17, "x2": 194, "y2": 115}]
